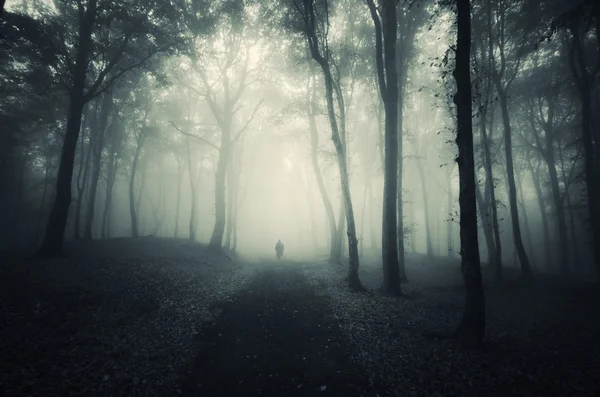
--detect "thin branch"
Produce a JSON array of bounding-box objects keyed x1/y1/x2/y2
[
  {"x1": 232, "y1": 99, "x2": 264, "y2": 143},
  {"x1": 169, "y1": 121, "x2": 220, "y2": 151}
]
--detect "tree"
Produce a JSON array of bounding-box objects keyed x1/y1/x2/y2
[
  {"x1": 454, "y1": 0, "x2": 486, "y2": 348},
  {"x1": 554, "y1": 0, "x2": 600, "y2": 282},
  {"x1": 479, "y1": 0, "x2": 535, "y2": 281},
  {"x1": 290, "y1": 0, "x2": 365, "y2": 291},
  {"x1": 37, "y1": 0, "x2": 197, "y2": 255},
  {"x1": 365, "y1": 0, "x2": 402, "y2": 295}
]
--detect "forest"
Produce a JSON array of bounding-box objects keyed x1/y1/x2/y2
[{"x1": 1, "y1": 0, "x2": 599, "y2": 395}]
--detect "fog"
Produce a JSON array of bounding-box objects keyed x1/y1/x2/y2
[{"x1": 1, "y1": 0, "x2": 597, "y2": 281}]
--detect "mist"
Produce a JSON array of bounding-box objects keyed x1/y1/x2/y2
[{"x1": 1, "y1": 0, "x2": 599, "y2": 395}]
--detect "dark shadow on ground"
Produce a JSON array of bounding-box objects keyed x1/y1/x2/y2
[{"x1": 181, "y1": 262, "x2": 372, "y2": 397}]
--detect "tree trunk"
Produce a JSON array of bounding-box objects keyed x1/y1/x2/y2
[
  {"x1": 84, "y1": 93, "x2": 112, "y2": 240},
  {"x1": 368, "y1": 179, "x2": 377, "y2": 249},
  {"x1": 546, "y1": 149, "x2": 570, "y2": 276},
  {"x1": 38, "y1": 0, "x2": 97, "y2": 255},
  {"x1": 454, "y1": 0, "x2": 485, "y2": 348},
  {"x1": 331, "y1": 195, "x2": 345, "y2": 263},
  {"x1": 569, "y1": 35, "x2": 600, "y2": 280},
  {"x1": 476, "y1": 184, "x2": 495, "y2": 266},
  {"x1": 129, "y1": 133, "x2": 145, "y2": 238},
  {"x1": 367, "y1": 0, "x2": 402, "y2": 295},
  {"x1": 307, "y1": 70, "x2": 338, "y2": 259},
  {"x1": 529, "y1": 157, "x2": 552, "y2": 272},
  {"x1": 74, "y1": 125, "x2": 92, "y2": 240},
  {"x1": 515, "y1": 166, "x2": 536, "y2": 271},
  {"x1": 186, "y1": 138, "x2": 197, "y2": 241},
  {"x1": 174, "y1": 158, "x2": 183, "y2": 238},
  {"x1": 416, "y1": 160, "x2": 434, "y2": 258},
  {"x1": 208, "y1": 141, "x2": 228, "y2": 249},
  {"x1": 304, "y1": 0, "x2": 363, "y2": 291},
  {"x1": 494, "y1": 82, "x2": 534, "y2": 282},
  {"x1": 479, "y1": 104, "x2": 502, "y2": 280},
  {"x1": 446, "y1": 170, "x2": 454, "y2": 257}
]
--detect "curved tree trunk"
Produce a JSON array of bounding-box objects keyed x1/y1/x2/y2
[
  {"x1": 38, "y1": 0, "x2": 97, "y2": 255},
  {"x1": 307, "y1": 67, "x2": 338, "y2": 260},
  {"x1": 494, "y1": 83, "x2": 534, "y2": 282}
]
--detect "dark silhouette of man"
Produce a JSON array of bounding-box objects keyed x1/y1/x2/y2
[{"x1": 275, "y1": 239, "x2": 284, "y2": 259}]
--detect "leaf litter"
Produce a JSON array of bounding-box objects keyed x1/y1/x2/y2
[
  {"x1": 0, "y1": 238, "x2": 254, "y2": 397},
  {"x1": 301, "y1": 251, "x2": 600, "y2": 396}
]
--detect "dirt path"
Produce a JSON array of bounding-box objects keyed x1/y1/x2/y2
[{"x1": 181, "y1": 260, "x2": 371, "y2": 397}]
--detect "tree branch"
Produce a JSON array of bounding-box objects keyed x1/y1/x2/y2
[{"x1": 169, "y1": 121, "x2": 220, "y2": 151}]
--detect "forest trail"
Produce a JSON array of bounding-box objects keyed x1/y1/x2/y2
[{"x1": 181, "y1": 260, "x2": 371, "y2": 396}]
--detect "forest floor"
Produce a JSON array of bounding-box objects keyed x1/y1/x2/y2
[{"x1": 1, "y1": 238, "x2": 599, "y2": 396}]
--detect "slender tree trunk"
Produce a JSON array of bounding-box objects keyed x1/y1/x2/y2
[
  {"x1": 416, "y1": 160, "x2": 434, "y2": 257},
  {"x1": 129, "y1": 134, "x2": 145, "y2": 238},
  {"x1": 74, "y1": 128, "x2": 92, "y2": 240},
  {"x1": 174, "y1": 158, "x2": 183, "y2": 238},
  {"x1": 516, "y1": 167, "x2": 536, "y2": 271},
  {"x1": 101, "y1": 178, "x2": 114, "y2": 239},
  {"x1": 558, "y1": 144, "x2": 582, "y2": 271},
  {"x1": 454, "y1": 0, "x2": 485, "y2": 348},
  {"x1": 494, "y1": 82, "x2": 533, "y2": 282},
  {"x1": 446, "y1": 170, "x2": 454, "y2": 257},
  {"x1": 529, "y1": 157, "x2": 552, "y2": 272},
  {"x1": 367, "y1": 0, "x2": 401, "y2": 295},
  {"x1": 209, "y1": 141, "x2": 228, "y2": 249},
  {"x1": 331, "y1": 195, "x2": 345, "y2": 263},
  {"x1": 35, "y1": 153, "x2": 52, "y2": 243},
  {"x1": 368, "y1": 179, "x2": 377, "y2": 249},
  {"x1": 479, "y1": 105, "x2": 502, "y2": 280},
  {"x1": 135, "y1": 153, "x2": 149, "y2": 234},
  {"x1": 84, "y1": 93, "x2": 112, "y2": 240},
  {"x1": 360, "y1": 178, "x2": 368, "y2": 257},
  {"x1": 396, "y1": 96, "x2": 407, "y2": 280},
  {"x1": 307, "y1": 70, "x2": 338, "y2": 260},
  {"x1": 38, "y1": 0, "x2": 97, "y2": 255},
  {"x1": 476, "y1": 184, "x2": 495, "y2": 266},
  {"x1": 186, "y1": 139, "x2": 197, "y2": 241}
]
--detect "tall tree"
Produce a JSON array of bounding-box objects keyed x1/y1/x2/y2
[
  {"x1": 481, "y1": 0, "x2": 534, "y2": 281},
  {"x1": 38, "y1": 0, "x2": 193, "y2": 255},
  {"x1": 290, "y1": 0, "x2": 365, "y2": 291},
  {"x1": 554, "y1": 0, "x2": 600, "y2": 282},
  {"x1": 366, "y1": 0, "x2": 402, "y2": 295},
  {"x1": 454, "y1": 0, "x2": 486, "y2": 348}
]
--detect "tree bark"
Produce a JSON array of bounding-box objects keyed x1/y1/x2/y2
[
  {"x1": 478, "y1": 98, "x2": 502, "y2": 280},
  {"x1": 174, "y1": 157, "x2": 183, "y2": 238},
  {"x1": 74, "y1": 121, "x2": 92, "y2": 240},
  {"x1": 416, "y1": 159, "x2": 434, "y2": 257},
  {"x1": 567, "y1": 24, "x2": 600, "y2": 281},
  {"x1": 307, "y1": 69, "x2": 338, "y2": 258},
  {"x1": 366, "y1": 0, "x2": 402, "y2": 295},
  {"x1": 454, "y1": 0, "x2": 485, "y2": 348},
  {"x1": 529, "y1": 156, "x2": 553, "y2": 272},
  {"x1": 476, "y1": 183, "x2": 495, "y2": 266},
  {"x1": 84, "y1": 92, "x2": 112, "y2": 240},
  {"x1": 494, "y1": 82, "x2": 534, "y2": 282},
  {"x1": 129, "y1": 133, "x2": 145, "y2": 238},
  {"x1": 38, "y1": 0, "x2": 97, "y2": 255},
  {"x1": 303, "y1": 0, "x2": 363, "y2": 291},
  {"x1": 186, "y1": 138, "x2": 198, "y2": 241}
]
